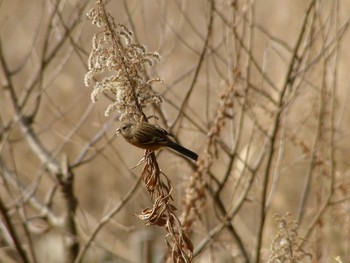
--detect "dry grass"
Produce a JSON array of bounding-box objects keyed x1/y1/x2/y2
[{"x1": 1, "y1": 0, "x2": 350, "y2": 262}]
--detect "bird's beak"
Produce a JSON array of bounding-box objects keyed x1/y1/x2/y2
[{"x1": 116, "y1": 127, "x2": 121, "y2": 134}]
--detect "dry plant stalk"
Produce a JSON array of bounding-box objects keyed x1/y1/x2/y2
[
  {"x1": 136, "y1": 153, "x2": 193, "y2": 262},
  {"x1": 85, "y1": 0, "x2": 192, "y2": 261},
  {"x1": 180, "y1": 84, "x2": 235, "y2": 232},
  {"x1": 268, "y1": 213, "x2": 311, "y2": 263}
]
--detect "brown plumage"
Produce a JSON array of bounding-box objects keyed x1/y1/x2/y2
[{"x1": 116, "y1": 122, "x2": 198, "y2": 161}]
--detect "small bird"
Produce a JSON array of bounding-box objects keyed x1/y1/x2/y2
[{"x1": 116, "y1": 122, "x2": 198, "y2": 161}]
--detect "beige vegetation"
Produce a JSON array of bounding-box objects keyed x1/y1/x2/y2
[{"x1": 1, "y1": 0, "x2": 350, "y2": 262}]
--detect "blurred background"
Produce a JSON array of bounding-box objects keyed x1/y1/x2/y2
[{"x1": 1, "y1": 0, "x2": 350, "y2": 262}]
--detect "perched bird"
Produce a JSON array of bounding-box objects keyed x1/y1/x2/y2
[{"x1": 116, "y1": 122, "x2": 198, "y2": 161}]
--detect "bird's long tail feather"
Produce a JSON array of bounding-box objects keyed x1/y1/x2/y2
[{"x1": 168, "y1": 143, "x2": 198, "y2": 161}]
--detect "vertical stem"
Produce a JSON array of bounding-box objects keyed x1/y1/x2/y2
[{"x1": 253, "y1": 1, "x2": 316, "y2": 262}]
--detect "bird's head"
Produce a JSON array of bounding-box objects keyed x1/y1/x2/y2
[{"x1": 116, "y1": 123, "x2": 134, "y2": 138}]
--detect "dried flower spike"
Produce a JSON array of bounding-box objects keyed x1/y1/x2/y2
[{"x1": 85, "y1": 1, "x2": 162, "y2": 121}]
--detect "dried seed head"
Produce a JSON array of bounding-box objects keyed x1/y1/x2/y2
[{"x1": 85, "y1": 3, "x2": 162, "y2": 120}]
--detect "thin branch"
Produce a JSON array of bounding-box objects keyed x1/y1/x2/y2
[
  {"x1": 0, "y1": 196, "x2": 30, "y2": 263},
  {"x1": 170, "y1": 0, "x2": 214, "y2": 129},
  {"x1": 74, "y1": 176, "x2": 142, "y2": 263}
]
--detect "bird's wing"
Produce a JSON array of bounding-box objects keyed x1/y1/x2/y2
[{"x1": 134, "y1": 126, "x2": 168, "y2": 145}]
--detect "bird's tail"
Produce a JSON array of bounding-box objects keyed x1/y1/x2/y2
[{"x1": 168, "y1": 143, "x2": 198, "y2": 161}]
